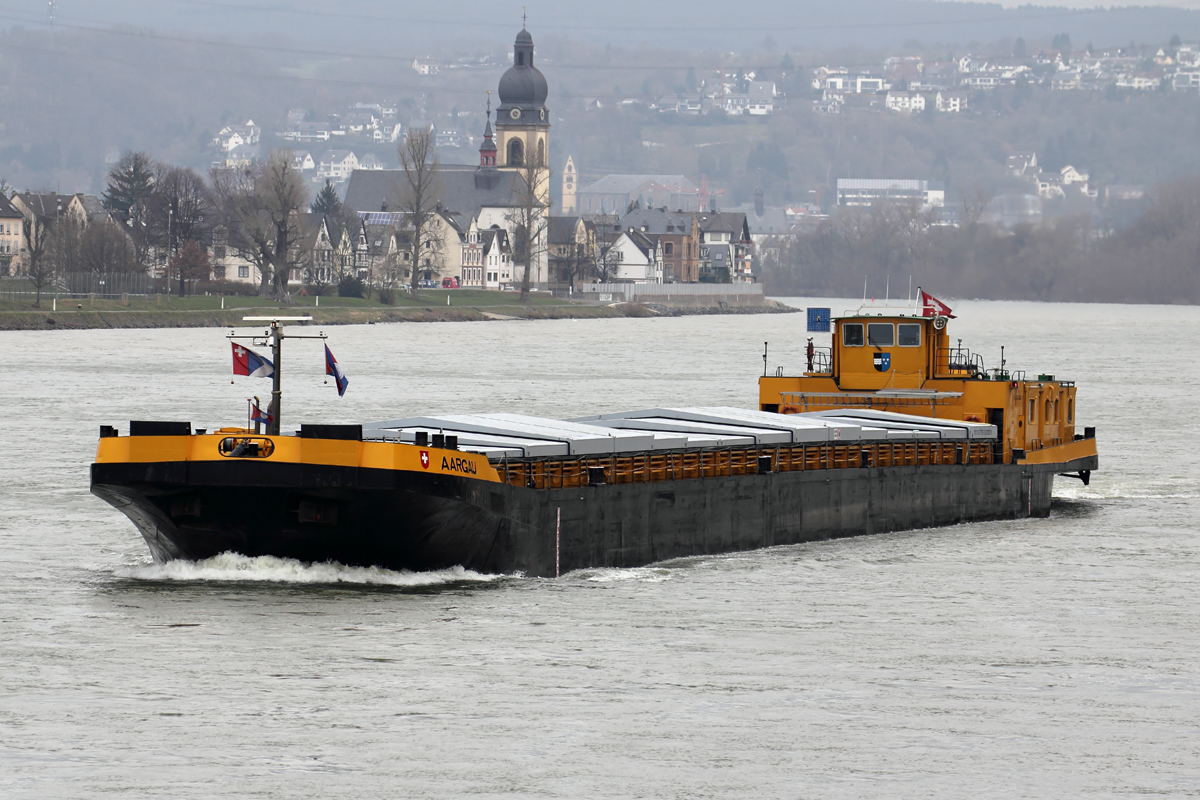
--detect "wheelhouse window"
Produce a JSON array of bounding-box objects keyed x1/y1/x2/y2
[
  {"x1": 898, "y1": 323, "x2": 921, "y2": 347},
  {"x1": 867, "y1": 323, "x2": 894, "y2": 347},
  {"x1": 842, "y1": 323, "x2": 864, "y2": 346}
]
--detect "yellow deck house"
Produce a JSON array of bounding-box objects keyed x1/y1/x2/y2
[{"x1": 759, "y1": 309, "x2": 1096, "y2": 467}]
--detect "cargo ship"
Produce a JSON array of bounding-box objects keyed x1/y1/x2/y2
[{"x1": 91, "y1": 305, "x2": 1098, "y2": 577}]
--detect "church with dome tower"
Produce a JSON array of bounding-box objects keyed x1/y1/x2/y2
[
  {"x1": 494, "y1": 27, "x2": 549, "y2": 172},
  {"x1": 342, "y1": 24, "x2": 557, "y2": 290}
]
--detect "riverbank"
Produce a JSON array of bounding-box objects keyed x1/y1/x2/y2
[{"x1": 0, "y1": 291, "x2": 797, "y2": 331}]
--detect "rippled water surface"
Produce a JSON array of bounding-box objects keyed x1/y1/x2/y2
[{"x1": 1, "y1": 299, "x2": 1198, "y2": 798}]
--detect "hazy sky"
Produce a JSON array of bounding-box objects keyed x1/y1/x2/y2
[
  {"x1": 17, "y1": 0, "x2": 1200, "y2": 53},
  {"x1": 965, "y1": 0, "x2": 1200, "y2": 5}
]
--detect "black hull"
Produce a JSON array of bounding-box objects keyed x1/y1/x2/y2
[{"x1": 91, "y1": 457, "x2": 1092, "y2": 577}]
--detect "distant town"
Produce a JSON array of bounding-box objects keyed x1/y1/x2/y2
[{"x1": 2, "y1": 28, "x2": 1198, "y2": 304}]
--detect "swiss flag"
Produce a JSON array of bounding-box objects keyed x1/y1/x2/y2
[
  {"x1": 231, "y1": 342, "x2": 274, "y2": 378},
  {"x1": 419, "y1": 450, "x2": 430, "y2": 469},
  {"x1": 918, "y1": 288, "x2": 955, "y2": 318}
]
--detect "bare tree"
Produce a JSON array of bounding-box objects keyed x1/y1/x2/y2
[
  {"x1": 959, "y1": 186, "x2": 994, "y2": 229},
  {"x1": 210, "y1": 166, "x2": 274, "y2": 295},
  {"x1": 508, "y1": 150, "x2": 551, "y2": 302},
  {"x1": 258, "y1": 151, "x2": 308, "y2": 300},
  {"x1": 209, "y1": 153, "x2": 307, "y2": 299},
  {"x1": 46, "y1": 214, "x2": 86, "y2": 275},
  {"x1": 552, "y1": 240, "x2": 593, "y2": 291},
  {"x1": 169, "y1": 240, "x2": 211, "y2": 289},
  {"x1": 80, "y1": 223, "x2": 140, "y2": 274},
  {"x1": 588, "y1": 215, "x2": 623, "y2": 283},
  {"x1": 396, "y1": 127, "x2": 441, "y2": 300},
  {"x1": 22, "y1": 214, "x2": 53, "y2": 307},
  {"x1": 151, "y1": 166, "x2": 213, "y2": 296}
]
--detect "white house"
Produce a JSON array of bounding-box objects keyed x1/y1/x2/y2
[
  {"x1": 935, "y1": 91, "x2": 969, "y2": 113},
  {"x1": 212, "y1": 120, "x2": 260, "y2": 152},
  {"x1": 1035, "y1": 173, "x2": 1066, "y2": 199},
  {"x1": 1007, "y1": 152, "x2": 1038, "y2": 177},
  {"x1": 291, "y1": 151, "x2": 316, "y2": 172},
  {"x1": 963, "y1": 75, "x2": 1001, "y2": 89},
  {"x1": 357, "y1": 153, "x2": 386, "y2": 171},
  {"x1": 1059, "y1": 165, "x2": 1089, "y2": 186},
  {"x1": 279, "y1": 123, "x2": 332, "y2": 143},
  {"x1": 1059, "y1": 165, "x2": 1097, "y2": 198},
  {"x1": 885, "y1": 91, "x2": 926, "y2": 112},
  {"x1": 1115, "y1": 73, "x2": 1160, "y2": 90},
  {"x1": 316, "y1": 150, "x2": 360, "y2": 183},
  {"x1": 608, "y1": 230, "x2": 663, "y2": 284},
  {"x1": 720, "y1": 81, "x2": 778, "y2": 115},
  {"x1": 815, "y1": 68, "x2": 887, "y2": 93},
  {"x1": 1173, "y1": 70, "x2": 1200, "y2": 91},
  {"x1": 411, "y1": 58, "x2": 439, "y2": 75},
  {"x1": 837, "y1": 179, "x2": 945, "y2": 209},
  {"x1": 464, "y1": 225, "x2": 511, "y2": 290}
]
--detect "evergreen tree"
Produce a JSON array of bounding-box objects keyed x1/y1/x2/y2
[
  {"x1": 311, "y1": 180, "x2": 342, "y2": 217},
  {"x1": 102, "y1": 151, "x2": 155, "y2": 218}
]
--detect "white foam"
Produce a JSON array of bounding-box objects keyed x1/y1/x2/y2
[
  {"x1": 571, "y1": 566, "x2": 673, "y2": 583},
  {"x1": 113, "y1": 552, "x2": 504, "y2": 586}
]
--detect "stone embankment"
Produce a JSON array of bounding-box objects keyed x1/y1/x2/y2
[{"x1": 0, "y1": 300, "x2": 797, "y2": 331}]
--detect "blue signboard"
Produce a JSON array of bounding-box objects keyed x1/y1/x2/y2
[{"x1": 807, "y1": 307, "x2": 831, "y2": 332}]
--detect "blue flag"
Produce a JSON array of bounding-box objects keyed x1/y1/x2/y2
[
  {"x1": 325, "y1": 344, "x2": 349, "y2": 397},
  {"x1": 250, "y1": 399, "x2": 273, "y2": 425}
]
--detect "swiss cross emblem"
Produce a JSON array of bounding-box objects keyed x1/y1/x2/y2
[
  {"x1": 420, "y1": 450, "x2": 430, "y2": 469},
  {"x1": 235, "y1": 346, "x2": 246, "y2": 358}
]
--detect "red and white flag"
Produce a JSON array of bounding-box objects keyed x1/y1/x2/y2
[
  {"x1": 231, "y1": 342, "x2": 274, "y2": 378},
  {"x1": 918, "y1": 288, "x2": 955, "y2": 318}
]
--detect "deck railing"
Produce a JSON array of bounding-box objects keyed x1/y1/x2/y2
[{"x1": 496, "y1": 441, "x2": 995, "y2": 490}]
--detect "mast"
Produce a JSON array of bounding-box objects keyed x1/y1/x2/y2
[
  {"x1": 235, "y1": 316, "x2": 323, "y2": 434},
  {"x1": 270, "y1": 320, "x2": 282, "y2": 435}
]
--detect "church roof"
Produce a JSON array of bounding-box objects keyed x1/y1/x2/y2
[
  {"x1": 727, "y1": 203, "x2": 790, "y2": 235},
  {"x1": 580, "y1": 174, "x2": 698, "y2": 194},
  {"x1": 343, "y1": 165, "x2": 530, "y2": 227}
]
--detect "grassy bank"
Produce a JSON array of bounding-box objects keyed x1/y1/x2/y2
[{"x1": 0, "y1": 290, "x2": 796, "y2": 331}]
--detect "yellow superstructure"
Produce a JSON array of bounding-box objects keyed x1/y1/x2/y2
[{"x1": 760, "y1": 311, "x2": 1094, "y2": 466}]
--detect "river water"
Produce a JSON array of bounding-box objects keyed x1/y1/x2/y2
[{"x1": 1, "y1": 299, "x2": 1197, "y2": 798}]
